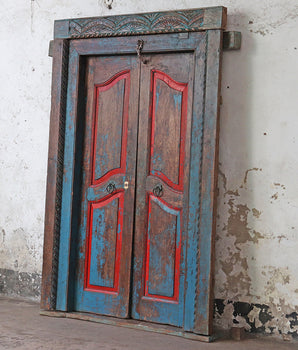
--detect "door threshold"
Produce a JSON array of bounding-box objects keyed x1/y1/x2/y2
[{"x1": 40, "y1": 310, "x2": 216, "y2": 342}]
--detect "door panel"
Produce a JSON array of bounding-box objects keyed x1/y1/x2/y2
[
  {"x1": 149, "y1": 70, "x2": 188, "y2": 190},
  {"x1": 86, "y1": 193, "x2": 123, "y2": 291},
  {"x1": 132, "y1": 52, "x2": 194, "y2": 327},
  {"x1": 92, "y1": 72, "x2": 129, "y2": 183},
  {"x1": 73, "y1": 55, "x2": 139, "y2": 317},
  {"x1": 145, "y1": 196, "x2": 181, "y2": 300}
]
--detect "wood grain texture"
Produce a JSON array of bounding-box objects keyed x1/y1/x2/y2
[
  {"x1": 41, "y1": 39, "x2": 69, "y2": 310},
  {"x1": 132, "y1": 50, "x2": 194, "y2": 328},
  {"x1": 145, "y1": 196, "x2": 181, "y2": 301},
  {"x1": 56, "y1": 43, "x2": 81, "y2": 311},
  {"x1": 66, "y1": 53, "x2": 140, "y2": 318},
  {"x1": 43, "y1": 18, "x2": 224, "y2": 337},
  {"x1": 149, "y1": 71, "x2": 188, "y2": 190},
  {"x1": 54, "y1": 7, "x2": 227, "y2": 39},
  {"x1": 40, "y1": 310, "x2": 215, "y2": 342},
  {"x1": 194, "y1": 29, "x2": 223, "y2": 335},
  {"x1": 86, "y1": 194, "x2": 122, "y2": 290}
]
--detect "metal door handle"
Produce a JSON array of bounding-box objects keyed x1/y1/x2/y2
[
  {"x1": 106, "y1": 183, "x2": 116, "y2": 194},
  {"x1": 153, "y1": 184, "x2": 163, "y2": 197}
]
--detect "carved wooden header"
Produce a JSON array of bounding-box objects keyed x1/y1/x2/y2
[{"x1": 54, "y1": 6, "x2": 227, "y2": 39}]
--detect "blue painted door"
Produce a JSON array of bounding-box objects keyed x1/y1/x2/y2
[
  {"x1": 56, "y1": 31, "x2": 218, "y2": 335},
  {"x1": 72, "y1": 55, "x2": 140, "y2": 317},
  {"x1": 131, "y1": 52, "x2": 195, "y2": 327}
]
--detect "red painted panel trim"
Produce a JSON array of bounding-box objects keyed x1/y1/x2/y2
[
  {"x1": 84, "y1": 191, "x2": 124, "y2": 294},
  {"x1": 149, "y1": 70, "x2": 188, "y2": 192},
  {"x1": 143, "y1": 194, "x2": 182, "y2": 303},
  {"x1": 91, "y1": 70, "x2": 130, "y2": 186}
]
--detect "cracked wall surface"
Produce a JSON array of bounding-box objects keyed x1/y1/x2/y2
[{"x1": 0, "y1": 0, "x2": 297, "y2": 339}]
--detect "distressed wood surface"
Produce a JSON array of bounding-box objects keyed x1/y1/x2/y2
[
  {"x1": 40, "y1": 310, "x2": 215, "y2": 342},
  {"x1": 132, "y1": 50, "x2": 195, "y2": 327},
  {"x1": 71, "y1": 54, "x2": 139, "y2": 317},
  {"x1": 40, "y1": 39, "x2": 69, "y2": 310},
  {"x1": 54, "y1": 7, "x2": 227, "y2": 39},
  {"x1": 194, "y1": 29, "x2": 223, "y2": 335},
  {"x1": 43, "y1": 7, "x2": 224, "y2": 337}
]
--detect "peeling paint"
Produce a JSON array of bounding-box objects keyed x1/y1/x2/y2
[
  {"x1": 252, "y1": 208, "x2": 262, "y2": 218},
  {"x1": 215, "y1": 299, "x2": 298, "y2": 338},
  {"x1": 226, "y1": 200, "x2": 264, "y2": 244},
  {"x1": 215, "y1": 164, "x2": 298, "y2": 339},
  {"x1": 241, "y1": 167, "x2": 262, "y2": 188}
]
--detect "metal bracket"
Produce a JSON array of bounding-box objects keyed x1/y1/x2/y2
[
  {"x1": 48, "y1": 40, "x2": 54, "y2": 57},
  {"x1": 223, "y1": 31, "x2": 241, "y2": 51}
]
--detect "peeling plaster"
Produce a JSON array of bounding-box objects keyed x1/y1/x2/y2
[
  {"x1": 215, "y1": 299, "x2": 298, "y2": 338},
  {"x1": 215, "y1": 167, "x2": 298, "y2": 339}
]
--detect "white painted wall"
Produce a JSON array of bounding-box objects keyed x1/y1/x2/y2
[{"x1": 0, "y1": 0, "x2": 297, "y2": 337}]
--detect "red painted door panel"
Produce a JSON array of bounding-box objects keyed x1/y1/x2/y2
[
  {"x1": 74, "y1": 55, "x2": 139, "y2": 317},
  {"x1": 132, "y1": 53, "x2": 194, "y2": 326}
]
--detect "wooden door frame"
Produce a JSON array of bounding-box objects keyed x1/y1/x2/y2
[{"x1": 41, "y1": 6, "x2": 227, "y2": 337}]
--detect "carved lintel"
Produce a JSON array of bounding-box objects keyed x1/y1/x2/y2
[{"x1": 54, "y1": 7, "x2": 227, "y2": 39}]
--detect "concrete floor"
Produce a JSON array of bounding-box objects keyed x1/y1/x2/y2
[{"x1": 0, "y1": 297, "x2": 297, "y2": 349}]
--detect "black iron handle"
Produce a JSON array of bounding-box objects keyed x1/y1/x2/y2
[
  {"x1": 106, "y1": 182, "x2": 116, "y2": 194},
  {"x1": 153, "y1": 184, "x2": 163, "y2": 197}
]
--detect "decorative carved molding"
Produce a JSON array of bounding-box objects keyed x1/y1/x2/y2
[
  {"x1": 54, "y1": 7, "x2": 226, "y2": 39},
  {"x1": 192, "y1": 37, "x2": 208, "y2": 328},
  {"x1": 50, "y1": 40, "x2": 69, "y2": 309}
]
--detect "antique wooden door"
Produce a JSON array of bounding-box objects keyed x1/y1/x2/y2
[
  {"x1": 61, "y1": 48, "x2": 196, "y2": 324},
  {"x1": 71, "y1": 56, "x2": 140, "y2": 317},
  {"x1": 42, "y1": 7, "x2": 227, "y2": 337},
  {"x1": 132, "y1": 52, "x2": 194, "y2": 327}
]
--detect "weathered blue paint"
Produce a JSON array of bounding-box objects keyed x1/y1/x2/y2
[
  {"x1": 155, "y1": 85, "x2": 160, "y2": 111},
  {"x1": 147, "y1": 198, "x2": 180, "y2": 297},
  {"x1": 132, "y1": 195, "x2": 185, "y2": 327},
  {"x1": 194, "y1": 30, "x2": 222, "y2": 334},
  {"x1": 184, "y1": 34, "x2": 207, "y2": 331},
  {"x1": 56, "y1": 45, "x2": 80, "y2": 311},
  {"x1": 94, "y1": 80, "x2": 125, "y2": 180},
  {"x1": 52, "y1": 29, "x2": 222, "y2": 337},
  {"x1": 89, "y1": 200, "x2": 118, "y2": 288},
  {"x1": 173, "y1": 93, "x2": 182, "y2": 109}
]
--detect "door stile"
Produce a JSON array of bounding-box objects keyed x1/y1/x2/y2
[
  {"x1": 56, "y1": 43, "x2": 81, "y2": 311},
  {"x1": 72, "y1": 55, "x2": 140, "y2": 317},
  {"x1": 41, "y1": 38, "x2": 69, "y2": 310},
  {"x1": 183, "y1": 32, "x2": 208, "y2": 332},
  {"x1": 193, "y1": 29, "x2": 223, "y2": 335},
  {"x1": 132, "y1": 50, "x2": 196, "y2": 327}
]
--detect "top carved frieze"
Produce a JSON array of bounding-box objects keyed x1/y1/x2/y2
[{"x1": 54, "y1": 7, "x2": 227, "y2": 39}]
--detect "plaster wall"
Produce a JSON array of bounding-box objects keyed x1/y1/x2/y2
[{"x1": 0, "y1": 0, "x2": 297, "y2": 338}]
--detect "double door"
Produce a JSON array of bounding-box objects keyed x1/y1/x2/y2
[
  {"x1": 55, "y1": 31, "x2": 221, "y2": 335},
  {"x1": 76, "y1": 51, "x2": 193, "y2": 327}
]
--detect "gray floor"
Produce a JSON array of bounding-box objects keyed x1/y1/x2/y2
[{"x1": 0, "y1": 297, "x2": 297, "y2": 349}]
